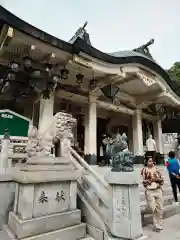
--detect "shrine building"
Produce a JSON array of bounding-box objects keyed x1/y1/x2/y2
[{"x1": 1, "y1": 6, "x2": 180, "y2": 164}]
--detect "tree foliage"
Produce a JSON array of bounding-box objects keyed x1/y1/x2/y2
[{"x1": 167, "y1": 62, "x2": 180, "y2": 82}]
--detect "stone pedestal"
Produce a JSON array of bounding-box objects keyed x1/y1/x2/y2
[
  {"x1": 0, "y1": 173, "x2": 14, "y2": 230},
  {"x1": 105, "y1": 171, "x2": 143, "y2": 240},
  {"x1": 5, "y1": 157, "x2": 85, "y2": 240},
  {"x1": 3, "y1": 111, "x2": 87, "y2": 239}
]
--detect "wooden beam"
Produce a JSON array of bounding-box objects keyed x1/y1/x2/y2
[
  {"x1": 135, "y1": 91, "x2": 163, "y2": 109},
  {"x1": 73, "y1": 54, "x2": 127, "y2": 76},
  {"x1": 89, "y1": 75, "x2": 120, "y2": 94}
]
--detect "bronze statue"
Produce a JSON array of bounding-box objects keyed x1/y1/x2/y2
[{"x1": 109, "y1": 133, "x2": 134, "y2": 172}]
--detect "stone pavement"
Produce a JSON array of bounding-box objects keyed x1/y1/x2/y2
[
  {"x1": 143, "y1": 214, "x2": 180, "y2": 239},
  {"x1": 1, "y1": 215, "x2": 180, "y2": 240}
]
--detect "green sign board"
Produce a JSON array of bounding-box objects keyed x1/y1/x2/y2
[{"x1": 0, "y1": 110, "x2": 30, "y2": 137}]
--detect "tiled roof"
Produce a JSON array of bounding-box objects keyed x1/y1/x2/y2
[{"x1": 108, "y1": 50, "x2": 155, "y2": 62}]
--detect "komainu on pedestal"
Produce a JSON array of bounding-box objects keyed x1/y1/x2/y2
[
  {"x1": 107, "y1": 133, "x2": 135, "y2": 172},
  {"x1": 27, "y1": 111, "x2": 76, "y2": 159},
  {"x1": 3, "y1": 112, "x2": 87, "y2": 240}
]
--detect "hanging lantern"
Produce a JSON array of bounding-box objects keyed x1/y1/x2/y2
[
  {"x1": 30, "y1": 70, "x2": 41, "y2": 79},
  {"x1": 101, "y1": 84, "x2": 119, "y2": 99},
  {"x1": 7, "y1": 72, "x2": 16, "y2": 81},
  {"x1": 60, "y1": 68, "x2": 69, "y2": 80},
  {"x1": 45, "y1": 63, "x2": 52, "y2": 72},
  {"x1": 76, "y1": 73, "x2": 84, "y2": 85},
  {"x1": 52, "y1": 75, "x2": 60, "y2": 84},
  {"x1": 155, "y1": 103, "x2": 164, "y2": 113},
  {"x1": 42, "y1": 88, "x2": 51, "y2": 99},
  {"x1": 90, "y1": 78, "x2": 97, "y2": 89},
  {"x1": 23, "y1": 56, "x2": 32, "y2": 69},
  {"x1": 10, "y1": 62, "x2": 19, "y2": 72}
]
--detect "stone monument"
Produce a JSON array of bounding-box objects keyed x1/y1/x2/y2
[
  {"x1": 4, "y1": 112, "x2": 86, "y2": 240},
  {"x1": 105, "y1": 133, "x2": 143, "y2": 239}
]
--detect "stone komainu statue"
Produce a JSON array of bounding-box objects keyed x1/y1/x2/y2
[
  {"x1": 27, "y1": 112, "x2": 76, "y2": 158},
  {"x1": 110, "y1": 133, "x2": 134, "y2": 172}
]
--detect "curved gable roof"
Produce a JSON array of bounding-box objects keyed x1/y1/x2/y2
[
  {"x1": 109, "y1": 50, "x2": 156, "y2": 62},
  {"x1": 0, "y1": 6, "x2": 180, "y2": 98}
]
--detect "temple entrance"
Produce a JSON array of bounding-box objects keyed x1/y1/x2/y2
[
  {"x1": 142, "y1": 120, "x2": 154, "y2": 145},
  {"x1": 111, "y1": 125, "x2": 128, "y2": 136},
  {"x1": 97, "y1": 118, "x2": 109, "y2": 164},
  {"x1": 75, "y1": 114, "x2": 84, "y2": 157}
]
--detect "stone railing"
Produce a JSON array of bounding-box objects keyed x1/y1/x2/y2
[
  {"x1": 69, "y1": 146, "x2": 143, "y2": 240},
  {"x1": 0, "y1": 136, "x2": 28, "y2": 166}
]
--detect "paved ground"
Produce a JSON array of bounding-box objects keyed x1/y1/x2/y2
[{"x1": 143, "y1": 214, "x2": 180, "y2": 239}]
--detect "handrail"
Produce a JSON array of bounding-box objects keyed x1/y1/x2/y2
[
  {"x1": 69, "y1": 146, "x2": 109, "y2": 189},
  {"x1": 77, "y1": 188, "x2": 110, "y2": 236},
  {"x1": 69, "y1": 151, "x2": 83, "y2": 170}
]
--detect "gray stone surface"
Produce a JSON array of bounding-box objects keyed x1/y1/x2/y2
[
  {"x1": 0, "y1": 176, "x2": 15, "y2": 230},
  {"x1": 105, "y1": 171, "x2": 143, "y2": 239},
  {"x1": 1, "y1": 223, "x2": 86, "y2": 240},
  {"x1": 105, "y1": 171, "x2": 140, "y2": 185},
  {"x1": 144, "y1": 214, "x2": 180, "y2": 239},
  {"x1": 13, "y1": 168, "x2": 81, "y2": 183},
  {"x1": 8, "y1": 210, "x2": 81, "y2": 239},
  {"x1": 87, "y1": 224, "x2": 104, "y2": 240},
  {"x1": 32, "y1": 182, "x2": 70, "y2": 217},
  {"x1": 143, "y1": 204, "x2": 180, "y2": 226}
]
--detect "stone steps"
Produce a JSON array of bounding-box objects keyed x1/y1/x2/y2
[
  {"x1": 142, "y1": 205, "x2": 180, "y2": 226},
  {"x1": 92, "y1": 166, "x2": 180, "y2": 228},
  {"x1": 8, "y1": 210, "x2": 83, "y2": 239},
  {"x1": 2, "y1": 210, "x2": 92, "y2": 240},
  {"x1": 2, "y1": 223, "x2": 87, "y2": 240}
]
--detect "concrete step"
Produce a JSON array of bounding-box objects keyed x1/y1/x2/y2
[
  {"x1": 5, "y1": 223, "x2": 86, "y2": 240},
  {"x1": 0, "y1": 230, "x2": 11, "y2": 240},
  {"x1": 142, "y1": 204, "x2": 180, "y2": 226},
  {"x1": 8, "y1": 210, "x2": 83, "y2": 239}
]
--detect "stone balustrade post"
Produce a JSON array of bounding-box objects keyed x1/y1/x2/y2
[
  {"x1": 0, "y1": 129, "x2": 14, "y2": 231},
  {"x1": 0, "y1": 129, "x2": 11, "y2": 172},
  {"x1": 104, "y1": 171, "x2": 143, "y2": 240}
]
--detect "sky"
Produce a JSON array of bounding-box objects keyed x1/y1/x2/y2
[{"x1": 1, "y1": 0, "x2": 180, "y2": 69}]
